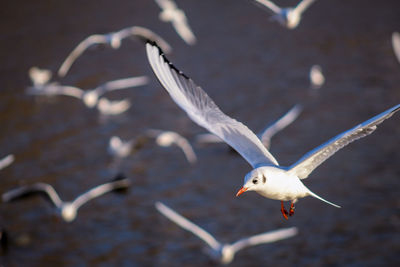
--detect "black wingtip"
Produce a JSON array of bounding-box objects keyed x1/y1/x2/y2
[
  {"x1": 146, "y1": 41, "x2": 191, "y2": 80},
  {"x1": 112, "y1": 173, "x2": 128, "y2": 182}
]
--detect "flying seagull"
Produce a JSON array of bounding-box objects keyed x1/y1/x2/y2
[
  {"x1": 146, "y1": 42, "x2": 400, "y2": 219},
  {"x1": 156, "y1": 201, "x2": 297, "y2": 264},
  {"x1": 253, "y1": 0, "x2": 318, "y2": 29},
  {"x1": 196, "y1": 104, "x2": 302, "y2": 150},
  {"x1": 2, "y1": 174, "x2": 131, "y2": 222},
  {"x1": 145, "y1": 129, "x2": 197, "y2": 164},
  {"x1": 155, "y1": 0, "x2": 197, "y2": 45},
  {"x1": 27, "y1": 76, "x2": 148, "y2": 113},
  {"x1": 58, "y1": 26, "x2": 172, "y2": 77}
]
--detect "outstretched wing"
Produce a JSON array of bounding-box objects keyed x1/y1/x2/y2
[
  {"x1": 94, "y1": 76, "x2": 149, "y2": 97},
  {"x1": 146, "y1": 42, "x2": 278, "y2": 168},
  {"x1": 2, "y1": 183, "x2": 63, "y2": 209},
  {"x1": 230, "y1": 227, "x2": 298, "y2": 254},
  {"x1": 294, "y1": 0, "x2": 317, "y2": 14},
  {"x1": 71, "y1": 176, "x2": 131, "y2": 209},
  {"x1": 288, "y1": 104, "x2": 400, "y2": 179},
  {"x1": 155, "y1": 202, "x2": 221, "y2": 251},
  {"x1": 58, "y1": 35, "x2": 108, "y2": 77},
  {"x1": 253, "y1": 0, "x2": 282, "y2": 15},
  {"x1": 258, "y1": 104, "x2": 303, "y2": 149}
]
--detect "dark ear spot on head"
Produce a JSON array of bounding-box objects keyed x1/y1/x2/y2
[{"x1": 262, "y1": 175, "x2": 266, "y2": 183}]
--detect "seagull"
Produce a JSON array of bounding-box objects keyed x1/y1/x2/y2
[
  {"x1": 309, "y1": 65, "x2": 325, "y2": 90},
  {"x1": 146, "y1": 42, "x2": 400, "y2": 219},
  {"x1": 253, "y1": 0, "x2": 317, "y2": 29},
  {"x1": 155, "y1": 0, "x2": 197, "y2": 45},
  {"x1": 2, "y1": 174, "x2": 131, "y2": 222},
  {"x1": 0, "y1": 154, "x2": 14, "y2": 171},
  {"x1": 58, "y1": 26, "x2": 172, "y2": 77},
  {"x1": 145, "y1": 129, "x2": 197, "y2": 164},
  {"x1": 155, "y1": 201, "x2": 297, "y2": 264},
  {"x1": 196, "y1": 104, "x2": 302, "y2": 150},
  {"x1": 108, "y1": 136, "x2": 136, "y2": 158},
  {"x1": 392, "y1": 32, "x2": 400, "y2": 64},
  {"x1": 27, "y1": 75, "x2": 148, "y2": 108}
]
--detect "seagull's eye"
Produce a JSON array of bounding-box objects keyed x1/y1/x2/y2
[{"x1": 252, "y1": 179, "x2": 258, "y2": 184}]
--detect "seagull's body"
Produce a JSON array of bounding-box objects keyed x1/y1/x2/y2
[
  {"x1": 392, "y1": 32, "x2": 400, "y2": 64},
  {"x1": 58, "y1": 26, "x2": 172, "y2": 77},
  {"x1": 196, "y1": 104, "x2": 302, "y2": 150},
  {"x1": 28, "y1": 67, "x2": 53, "y2": 86},
  {"x1": 156, "y1": 202, "x2": 297, "y2": 264},
  {"x1": 145, "y1": 129, "x2": 197, "y2": 164},
  {"x1": 27, "y1": 76, "x2": 148, "y2": 114},
  {"x1": 146, "y1": 42, "x2": 400, "y2": 219},
  {"x1": 254, "y1": 0, "x2": 317, "y2": 29},
  {"x1": 2, "y1": 174, "x2": 131, "y2": 222},
  {"x1": 0, "y1": 154, "x2": 14, "y2": 171},
  {"x1": 309, "y1": 65, "x2": 325, "y2": 90},
  {"x1": 155, "y1": 0, "x2": 197, "y2": 45}
]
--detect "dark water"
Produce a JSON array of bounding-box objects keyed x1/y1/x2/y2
[{"x1": 1, "y1": 0, "x2": 400, "y2": 266}]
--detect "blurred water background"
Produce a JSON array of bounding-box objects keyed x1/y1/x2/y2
[{"x1": 0, "y1": 0, "x2": 399, "y2": 266}]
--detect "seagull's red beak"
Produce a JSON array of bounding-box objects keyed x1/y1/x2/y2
[{"x1": 236, "y1": 186, "x2": 248, "y2": 197}]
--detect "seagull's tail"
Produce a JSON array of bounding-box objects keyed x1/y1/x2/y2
[{"x1": 307, "y1": 190, "x2": 341, "y2": 208}]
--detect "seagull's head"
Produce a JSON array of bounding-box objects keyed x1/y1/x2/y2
[
  {"x1": 61, "y1": 204, "x2": 77, "y2": 222},
  {"x1": 236, "y1": 168, "x2": 269, "y2": 196},
  {"x1": 82, "y1": 91, "x2": 98, "y2": 108}
]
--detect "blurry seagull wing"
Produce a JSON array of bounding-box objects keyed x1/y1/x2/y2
[
  {"x1": 155, "y1": 202, "x2": 221, "y2": 251},
  {"x1": 294, "y1": 0, "x2": 317, "y2": 14},
  {"x1": 2, "y1": 183, "x2": 63, "y2": 209},
  {"x1": 58, "y1": 34, "x2": 109, "y2": 77},
  {"x1": 0, "y1": 154, "x2": 14, "y2": 170},
  {"x1": 146, "y1": 43, "x2": 278, "y2": 168},
  {"x1": 258, "y1": 104, "x2": 302, "y2": 148},
  {"x1": 253, "y1": 0, "x2": 282, "y2": 14},
  {"x1": 230, "y1": 227, "x2": 298, "y2": 253}
]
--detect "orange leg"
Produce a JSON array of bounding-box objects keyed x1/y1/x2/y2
[
  {"x1": 289, "y1": 202, "x2": 295, "y2": 217},
  {"x1": 281, "y1": 201, "x2": 289, "y2": 220}
]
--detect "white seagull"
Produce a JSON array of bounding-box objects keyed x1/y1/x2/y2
[
  {"x1": 253, "y1": 0, "x2": 317, "y2": 29},
  {"x1": 146, "y1": 42, "x2": 400, "y2": 219},
  {"x1": 155, "y1": 201, "x2": 297, "y2": 264},
  {"x1": 145, "y1": 129, "x2": 197, "y2": 164},
  {"x1": 108, "y1": 136, "x2": 136, "y2": 158},
  {"x1": 2, "y1": 174, "x2": 131, "y2": 222},
  {"x1": 58, "y1": 26, "x2": 172, "y2": 77},
  {"x1": 0, "y1": 154, "x2": 14, "y2": 171},
  {"x1": 96, "y1": 97, "x2": 131, "y2": 116},
  {"x1": 27, "y1": 76, "x2": 148, "y2": 111},
  {"x1": 309, "y1": 65, "x2": 325, "y2": 90},
  {"x1": 392, "y1": 32, "x2": 400, "y2": 64},
  {"x1": 155, "y1": 0, "x2": 197, "y2": 45},
  {"x1": 196, "y1": 104, "x2": 302, "y2": 150}
]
